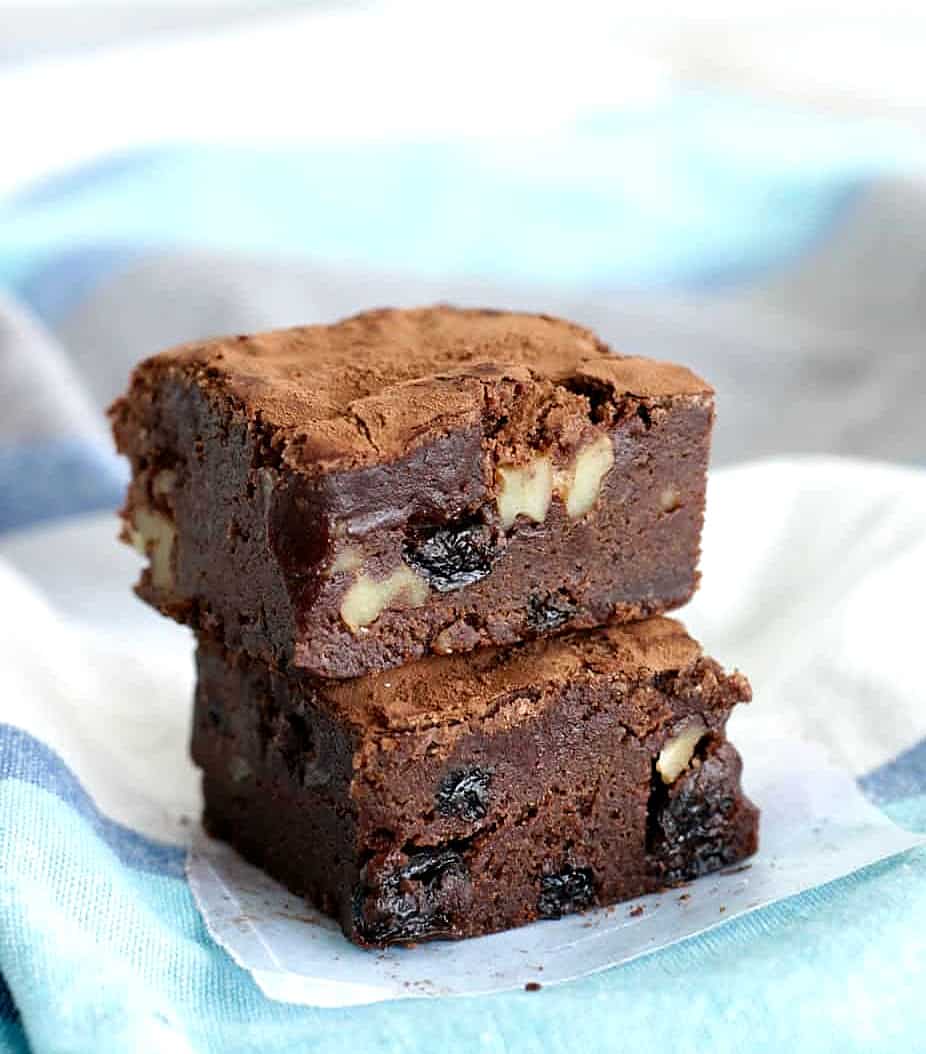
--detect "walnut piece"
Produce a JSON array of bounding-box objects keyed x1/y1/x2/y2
[
  {"x1": 340, "y1": 564, "x2": 429, "y2": 631},
  {"x1": 496, "y1": 458, "x2": 554, "y2": 529},
  {"x1": 656, "y1": 718, "x2": 707, "y2": 784},
  {"x1": 331, "y1": 547, "x2": 364, "y2": 574},
  {"x1": 556, "y1": 434, "x2": 615, "y2": 518},
  {"x1": 129, "y1": 507, "x2": 175, "y2": 591},
  {"x1": 496, "y1": 433, "x2": 615, "y2": 528},
  {"x1": 151, "y1": 469, "x2": 176, "y2": 497},
  {"x1": 660, "y1": 485, "x2": 682, "y2": 513}
]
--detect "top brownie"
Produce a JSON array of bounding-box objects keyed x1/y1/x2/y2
[{"x1": 111, "y1": 306, "x2": 713, "y2": 677}]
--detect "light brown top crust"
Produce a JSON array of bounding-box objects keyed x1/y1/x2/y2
[
  {"x1": 322, "y1": 616, "x2": 732, "y2": 732},
  {"x1": 122, "y1": 306, "x2": 712, "y2": 474}
]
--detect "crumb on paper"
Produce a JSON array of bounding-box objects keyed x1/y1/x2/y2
[
  {"x1": 719, "y1": 906, "x2": 726, "y2": 914},
  {"x1": 678, "y1": 893, "x2": 691, "y2": 902},
  {"x1": 525, "y1": 982, "x2": 543, "y2": 992},
  {"x1": 629, "y1": 905, "x2": 644, "y2": 918}
]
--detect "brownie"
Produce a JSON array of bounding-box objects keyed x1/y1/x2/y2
[
  {"x1": 191, "y1": 616, "x2": 758, "y2": 946},
  {"x1": 110, "y1": 306, "x2": 714, "y2": 678}
]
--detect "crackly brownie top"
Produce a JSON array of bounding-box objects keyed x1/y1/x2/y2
[
  {"x1": 117, "y1": 306, "x2": 711, "y2": 474},
  {"x1": 319, "y1": 617, "x2": 749, "y2": 733}
]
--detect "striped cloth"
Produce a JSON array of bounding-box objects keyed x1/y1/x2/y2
[{"x1": 2, "y1": 11, "x2": 926, "y2": 1052}]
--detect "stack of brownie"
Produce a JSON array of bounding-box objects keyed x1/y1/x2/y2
[{"x1": 111, "y1": 307, "x2": 758, "y2": 946}]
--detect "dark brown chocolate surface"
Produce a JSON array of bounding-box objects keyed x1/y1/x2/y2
[
  {"x1": 112, "y1": 306, "x2": 714, "y2": 677},
  {"x1": 191, "y1": 617, "x2": 758, "y2": 946}
]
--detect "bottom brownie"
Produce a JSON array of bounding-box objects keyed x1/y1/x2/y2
[{"x1": 192, "y1": 617, "x2": 758, "y2": 946}]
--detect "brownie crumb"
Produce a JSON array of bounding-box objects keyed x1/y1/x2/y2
[
  {"x1": 628, "y1": 905, "x2": 644, "y2": 918},
  {"x1": 525, "y1": 981, "x2": 543, "y2": 992}
]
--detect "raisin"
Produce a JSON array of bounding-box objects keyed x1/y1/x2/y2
[
  {"x1": 648, "y1": 741, "x2": 744, "y2": 883},
  {"x1": 437, "y1": 768, "x2": 492, "y2": 821},
  {"x1": 352, "y1": 847, "x2": 470, "y2": 945},
  {"x1": 526, "y1": 592, "x2": 576, "y2": 633},
  {"x1": 403, "y1": 519, "x2": 499, "y2": 592},
  {"x1": 537, "y1": 865, "x2": 596, "y2": 918}
]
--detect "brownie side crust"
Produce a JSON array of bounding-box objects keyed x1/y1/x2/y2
[
  {"x1": 112, "y1": 306, "x2": 713, "y2": 678},
  {"x1": 191, "y1": 617, "x2": 759, "y2": 946}
]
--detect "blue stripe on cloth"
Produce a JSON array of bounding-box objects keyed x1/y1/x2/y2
[
  {"x1": 0, "y1": 975, "x2": 18, "y2": 1025},
  {"x1": 5, "y1": 92, "x2": 926, "y2": 322},
  {"x1": 0, "y1": 439, "x2": 126, "y2": 534},
  {"x1": 860, "y1": 736, "x2": 926, "y2": 807},
  {"x1": 0, "y1": 724, "x2": 185, "y2": 877},
  {"x1": 8, "y1": 151, "x2": 169, "y2": 212},
  {"x1": 0, "y1": 1016, "x2": 28, "y2": 1054},
  {"x1": 680, "y1": 179, "x2": 865, "y2": 291},
  {"x1": 1, "y1": 721, "x2": 926, "y2": 1051},
  {"x1": 0, "y1": 779, "x2": 256, "y2": 1054}
]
